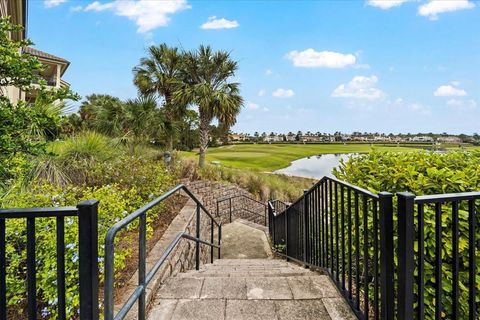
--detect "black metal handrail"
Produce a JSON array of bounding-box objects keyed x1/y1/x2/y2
[
  {"x1": 104, "y1": 184, "x2": 221, "y2": 320},
  {"x1": 216, "y1": 194, "x2": 267, "y2": 225},
  {"x1": 0, "y1": 201, "x2": 99, "y2": 320},
  {"x1": 269, "y1": 176, "x2": 480, "y2": 320}
]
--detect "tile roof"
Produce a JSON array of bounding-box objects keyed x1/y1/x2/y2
[{"x1": 23, "y1": 47, "x2": 70, "y2": 64}]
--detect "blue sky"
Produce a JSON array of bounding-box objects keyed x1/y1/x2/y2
[{"x1": 31, "y1": 0, "x2": 479, "y2": 134}]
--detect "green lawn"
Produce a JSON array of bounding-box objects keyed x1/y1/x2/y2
[
  {"x1": 181, "y1": 143, "x2": 431, "y2": 171},
  {"x1": 182, "y1": 143, "x2": 480, "y2": 171}
]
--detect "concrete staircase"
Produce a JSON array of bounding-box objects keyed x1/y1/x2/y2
[{"x1": 147, "y1": 259, "x2": 355, "y2": 320}]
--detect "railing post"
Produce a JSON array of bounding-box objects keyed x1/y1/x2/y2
[
  {"x1": 216, "y1": 201, "x2": 219, "y2": 217},
  {"x1": 229, "y1": 198, "x2": 232, "y2": 223},
  {"x1": 196, "y1": 203, "x2": 200, "y2": 270},
  {"x1": 379, "y1": 192, "x2": 394, "y2": 320},
  {"x1": 264, "y1": 205, "x2": 267, "y2": 227},
  {"x1": 397, "y1": 192, "x2": 415, "y2": 320},
  {"x1": 285, "y1": 204, "x2": 289, "y2": 260},
  {"x1": 210, "y1": 218, "x2": 214, "y2": 263},
  {"x1": 218, "y1": 224, "x2": 222, "y2": 259},
  {"x1": 77, "y1": 200, "x2": 99, "y2": 320},
  {"x1": 138, "y1": 213, "x2": 146, "y2": 320},
  {"x1": 303, "y1": 190, "x2": 309, "y2": 267}
]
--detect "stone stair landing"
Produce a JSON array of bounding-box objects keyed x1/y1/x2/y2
[{"x1": 148, "y1": 259, "x2": 356, "y2": 320}]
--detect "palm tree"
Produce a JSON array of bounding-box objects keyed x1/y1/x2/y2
[
  {"x1": 133, "y1": 44, "x2": 185, "y2": 150},
  {"x1": 176, "y1": 45, "x2": 243, "y2": 167},
  {"x1": 123, "y1": 95, "x2": 162, "y2": 152},
  {"x1": 79, "y1": 94, "x2": 124, "y2": 135}
]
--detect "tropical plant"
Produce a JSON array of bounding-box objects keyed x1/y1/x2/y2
[
  {"x1": 79, "y1": 94, "x2": 125, "y2": 135},
  {"x1": 123, "y1": 95, "x2": 163, "y2": 151},
  {"x1": 133, "y1": 44, "x2": 186, "y2": 150},
  {"x1": 176, "y1": 45, "x2": 243, "y2": 167}
]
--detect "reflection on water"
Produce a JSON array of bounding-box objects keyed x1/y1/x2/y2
[{"x1": 274, "y1": 153, "x2": 359, "y2": 179}]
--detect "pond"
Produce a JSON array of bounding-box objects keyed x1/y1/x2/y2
[{"x1": 274, "y1": 153, "x2": 359, "y2": 179}]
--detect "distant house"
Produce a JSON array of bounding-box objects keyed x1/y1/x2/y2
[
  {"x1": 410, "y1": 136, "x2": 434, "y2": 143},
  {"x1": 1, "y1": 0, "x2": 71, "y2": 104},
  {"x1": 285, "y1": 133, "x2": 296, "y2": 142},
  {"x1": 229, "y1": 133, "x2": 248, "y2": 142},
  {"x1": 437, "y1": 136, "x2": 462, "y2": 144},
  {"x1": 23, "y1": 47, "x2": 71, "y2": 102}
]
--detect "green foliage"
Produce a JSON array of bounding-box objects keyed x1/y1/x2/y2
[
  {"x1": 1, "y1": 182, "x2": 144, "y2": 318},
  {"x1": 2, "y1": 143, "x2": 176, "y2": 318},
  {"x1": 0, "y1": 17, "x2": 79, "y2": 191},
  {"x1": 334, "y1": 151, "x2": 480, "y2": 319},
  {"x1": 0, "y1": 17, "x2": 42, "y2": 89}
]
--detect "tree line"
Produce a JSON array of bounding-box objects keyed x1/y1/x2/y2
[{"x1": 65, "y1": 44, "x2": 243, "y2": 167}]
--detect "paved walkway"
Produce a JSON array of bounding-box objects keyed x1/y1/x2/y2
[
  {"x1": 147, "y1": 220, "x2": 356, "y2": 320},
  {"x1": 220, "y1": 219, "x2": 272, "y2": 259}
]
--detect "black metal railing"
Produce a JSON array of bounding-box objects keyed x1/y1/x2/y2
[
  {"x1": 216, "y1": 194, "x2": 267, "y2": 225},
  {"x1": 268, "y1": 176, "x2": 480, "y2": 320},
  {"x1": 0, "y1": 201, "x2": 99, "y2": 320},
  {"x1": 104, "y1": 184, "x2": 221, "y2": 320}
]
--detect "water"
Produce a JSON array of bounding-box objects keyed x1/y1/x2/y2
[{"x1": 274, "y1": 153, "x2": 359, "y2": 179}]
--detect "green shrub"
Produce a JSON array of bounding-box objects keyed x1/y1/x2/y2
[{"x1": 334, "y1": 151, "x2": 480, "y2": 319}]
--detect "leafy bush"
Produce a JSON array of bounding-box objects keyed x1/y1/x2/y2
[
  {"x1": 1, "y1": 138, "x2": 177, "y2": 318},
  {"x1": 1, "y1": 182, "x2": 143, "y2": 318},
  {"x1": 334, "y1": 151, "x2": 480, "y2": 319}
]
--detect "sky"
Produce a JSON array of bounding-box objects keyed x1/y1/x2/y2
[{"x1": 30, "y1": 0, "x2": 480, "y2": 134}]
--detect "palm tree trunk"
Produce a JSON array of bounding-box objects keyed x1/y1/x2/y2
[{"x1": 198, "y1": 112, "x2": 210, "y2": 168}]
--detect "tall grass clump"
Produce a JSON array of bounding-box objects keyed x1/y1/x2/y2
[{"x1": 179, "y1": 157, "x2": 313, "y2": 201}]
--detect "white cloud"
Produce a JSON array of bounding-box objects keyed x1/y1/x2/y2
[
  {"x1": 446, "y1": 99, "x2": 477, "y2": 109},
  {"x1": 201, "y1": 16, "x2": 239, "y2": 29},
  {"x1": 265, "y1": 69, "x2": 273, "y2": 75},
  {"x1": 70, "y1": 5, "x2": 83, "y2": 12},
  {"x1": 367, "y1": 0, "x2": 409, "y2": 10},
  {"x1": 331, "y1": 75, "x2": 385, "y2": 100},
  {"x1": 44, "y1": 0, "x2": 67, "y2": 8},
  {"x1": 84, "y1": 0, "x2": 190, "y2": 33},
  {"x1": 257, "y1": 89, "x2": 266, "y2": 97},
  {"x1": 419, "y1": 0, "x2": 475, "y2": 20},
  {"x1": 272, "y1": 88, "x2": 295, "y2": 98},
  {"x1": 434, "y1": 85, "x2": 467, "y2": 97},
  {"x1": 246, "y1": 101, "x2": 260, "y2": 110},
  {"x1": 287, "y1": 49, "x2": 356, "y2": 68}
]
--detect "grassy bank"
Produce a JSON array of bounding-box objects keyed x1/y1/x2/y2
[{"x1": 181, "y1": 143, "x2": 466, "y2": 171}]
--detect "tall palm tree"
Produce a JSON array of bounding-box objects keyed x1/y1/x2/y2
[
  {"x1": 133, "y1": 44, "x2": 185, "y2": 150},
  {"x1": 177, "y1": 45, "x2": 243, "y2": 167}
]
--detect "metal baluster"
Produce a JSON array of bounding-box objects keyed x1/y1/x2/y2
[
  {"x1": 139, "y1": 213, "x2": 146, "y2": 320},
  {"x1": 354, "y1": 192, "x2": 360, "y2": 309},
  {"x1": 56, "y1": 217, "x2": 66, "y2": 320},
  {"x1": 341, "y1": 186, "x2": 346, "y2": 291},
  {"x1": 363, "y1": 195, "x2": 369, "y2": 318},
  {"x1": 468, "y1": 199, "x2": 476, "y2": 320},
  {"x1": 0, "y1": 218, "x2": 5, "y2": 320},
  {"x1": 417, "y1": 204, "x2": 425, "y2": 320},
  {"x1": 27, "y1": 218, "x2": 36, "y2": 320},
  {"x1": 434, "y1": 203, "x2": 442, "y2": 320},
  {"x1": 347, "y1": 189, "x2": 353, "y2": 300},
  {"x1": 335, "y1": 183, "x2": 339, "y2": 282},
  {"x1": 452, "y1": 201, "x2": 459, "y2": 319}
]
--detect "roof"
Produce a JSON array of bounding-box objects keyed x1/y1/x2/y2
[
  {"x1": 23, "y1": 47, "x2": 70, "y2": 64},
  {"x1": 23, "y1": 47, "x2": 70, "y2": 76}
]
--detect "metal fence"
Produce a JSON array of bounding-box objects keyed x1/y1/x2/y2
[
  {"x1": 104, "y1": 184, "x2": 221, "y2": 320},
  {"x1": 217, "y1": 194, "x2": 267, "y2": 226},
  {"x1": 0, "y1": 200, "x2": 99, "y2": 320},
  {"x1": 268, "y1": 176, "x2": 479, "y2": 320}
]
